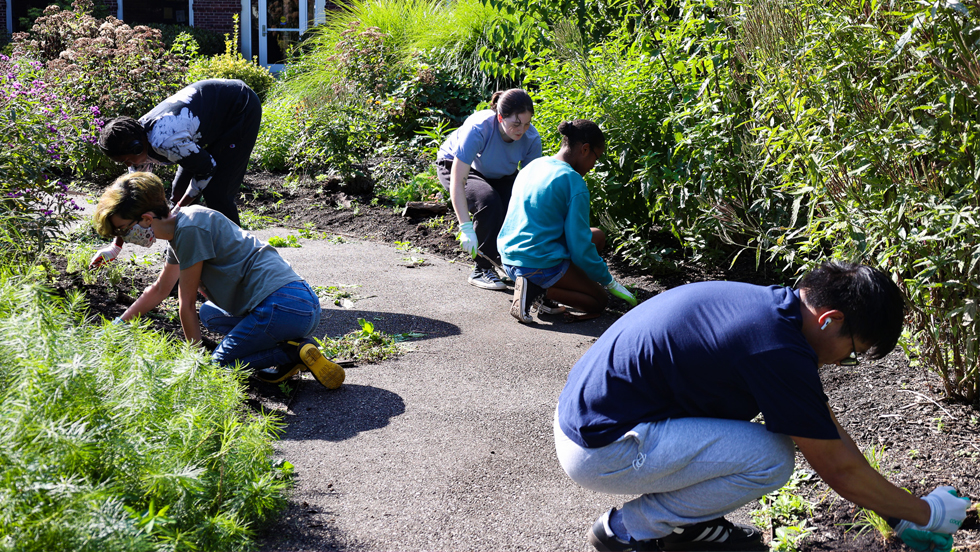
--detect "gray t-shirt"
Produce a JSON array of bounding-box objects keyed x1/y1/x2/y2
[
  {"x1": 165, "y1": 206, "x2": 301, "y2": 316},
  {"x1": 437, "y1": 110, "x2": 542, "y2": 179}
]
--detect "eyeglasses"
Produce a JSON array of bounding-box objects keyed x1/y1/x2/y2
[
  {"x1": 840, "y1": 333, "x2": 860, "y2": 366},
  {"x1": 112, "y1": 218, "x2": 137, "y2": 238}
]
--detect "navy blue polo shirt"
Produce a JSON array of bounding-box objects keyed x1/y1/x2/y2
[{"x1": 558, "y1": 281, "x2": 839, "y2": 448}]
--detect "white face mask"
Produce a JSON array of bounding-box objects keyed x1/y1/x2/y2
[{"x1": 122, "y1": 222, "x2": 156, "y2": 248}]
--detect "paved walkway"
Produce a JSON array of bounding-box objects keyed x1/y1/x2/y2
[{"x1": 244, "y1": 227, "x2": 624, "y2": 551}]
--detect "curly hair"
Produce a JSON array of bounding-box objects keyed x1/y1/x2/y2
[
  {"x1": 98, "y1": 116, "x2": 146, "y2": 156},
  {"x1": 558, "y1": 119, "x2": 604, "y2": 151}
]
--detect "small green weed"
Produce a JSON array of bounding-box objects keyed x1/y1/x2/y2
[
  {"x1": 315, "y1": 318, "x2": 419, "y2": 363},
  {"x1": 751, "y1": 470, "x2": 814, "y2": 552},
  {"x1": 312, "y1": 284, "x2": 362, "y2": 308},
  {"x1": 298, "y1": 223, "x2": 330, "y2": 240},
  {"x1": 239, "y1": 209, "x2": 277, "y2": 230},
  {"x1": 843, "y1": 445, "x2": 893, "y2": 539},
  {"x1": 268, "y1": 235, "x2": 301, "y2": 248}
]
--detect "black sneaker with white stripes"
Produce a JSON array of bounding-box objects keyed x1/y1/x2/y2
[
  {"x1": 658, "y1": 517, "x2": 766, "y2": 551},
  {"x1": 587, "y1": 509, "x2": 766, "y2": 552}
]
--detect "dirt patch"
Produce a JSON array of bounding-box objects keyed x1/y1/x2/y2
[{"x1": 62, "y1": 170, "x2": 979, "y2": 551}]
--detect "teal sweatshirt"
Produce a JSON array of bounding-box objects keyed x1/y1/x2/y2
[{"x1": 497, "y1": 157, "x2": 613, "y2": 286}]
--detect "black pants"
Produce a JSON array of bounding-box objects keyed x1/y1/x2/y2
[
  {"x1": 437, "y1": 159, "x2": 517, "y2": 271},
  {"x1": 171, "y1": 87, "x2": 262, "y2": 226}
]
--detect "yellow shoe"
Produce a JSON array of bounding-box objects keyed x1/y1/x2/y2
[{"x1": 290, "y1": 340, "x2": 345, "y2": 390}]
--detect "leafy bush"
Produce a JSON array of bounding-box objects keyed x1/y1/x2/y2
[
  {"x1": 0, "y1": 269, "x2": 290, "y2": 551},
  {"x1": 149, "y1": 23, "x2": 225, "y2": 56},
  {"x1": 527, "y1": 28, "x2": 693, "y2": 271},
  {"x1": 185, "y1": 16, "x2": 275, "y2": 100},
  {"x1": 12, "y1": 0, "x2": 188, "y2": 117},
  {"x1": 728, "y1": 0, "x2": 980, "y2": 400},
  {"x1": 0, "y1": 55, "x2": 88, "y2": 259},
  {"x1": 251, "y1": 92, "x2": 303, "y2": 172},
  {"x1": 287, "y1": 100, "x2": 382, "y2": 179}
]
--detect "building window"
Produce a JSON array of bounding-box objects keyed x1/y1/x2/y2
[{"x1": 122, "y1": 0, "x2": 189, "y2": 25}]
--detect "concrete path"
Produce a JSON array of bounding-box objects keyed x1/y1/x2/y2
[{"x1": 248, "y1": 227, "x2": 622, "y2": 551}]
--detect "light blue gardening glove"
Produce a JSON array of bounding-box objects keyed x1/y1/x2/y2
[
  {"x1": 606, "y1": 280, "x2": 637, "y2": 306},
  {"x1": 458, "y1": 221, "x2": 478, "y2": 259},
  {"x1": 112, "y1": 316, "x2": 125, "y2": 325},
  {"x1": 921, "y1": 486, "x2": 971, "y2": 534}
]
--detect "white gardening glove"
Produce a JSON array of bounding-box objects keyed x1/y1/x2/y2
[
  {"x1": 458, "y1": 221, "x2": 478, "y2": 259},
  {"x1": 89, "y1": 242, "x2": 122, "y2": 268},
  {"x1": 606, "y1": 280, "x2": 637, "y2": 306},
  {"x1": 921, "y1": 486, "x2": 971, "y2": 534}
]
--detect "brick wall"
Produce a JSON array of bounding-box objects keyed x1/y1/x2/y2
[{"x1": 192, "y1": 0, "x2": 238, "y2": 36}]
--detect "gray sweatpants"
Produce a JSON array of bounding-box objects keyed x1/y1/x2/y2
[{"x1": 554, "y1": 412, "x2": 795, "y2": 540}]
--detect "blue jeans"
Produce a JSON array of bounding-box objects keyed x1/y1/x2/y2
[
  {"x1": 554, "y1": 412, "x2": 794, "y2": 540},
  {"x1": 503, "y1": 259, "x2": 570, "y2": 289},
  {"x1": 199, "y1": 280, "x2": 321, "y2": 370}
]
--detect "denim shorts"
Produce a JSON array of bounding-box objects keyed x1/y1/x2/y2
[{"x1": 503, "y1": 259, "x2": 570, "y2": 289}]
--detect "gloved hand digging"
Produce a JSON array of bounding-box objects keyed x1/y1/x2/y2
[
  {"x1": 892, "y1": 486, "x2": 970, "y2": 552},
  {"x1": 458, "y1": 221, "x2": 478, "y2": 259},
  {"x1": 89, "y1": 242, "x2": 122, "y2": 268},
  {"x1": 606, "y1": 280, "x2": 637, "y2": 306}
]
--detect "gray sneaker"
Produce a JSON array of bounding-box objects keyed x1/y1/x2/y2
[
  {"x1": 511, "y1": 276, "x2": 544, "y2": 323},
  {"x1": 534, "y1": 297, "x2": 566, "y2": 315},
  {"x1": 468, "y1": 267, "x2": 506, "y2": 290}
]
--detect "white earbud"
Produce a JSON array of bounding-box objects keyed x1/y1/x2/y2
[{"x1": 821, "y1": 319, "x2": 832, "y2": 330}]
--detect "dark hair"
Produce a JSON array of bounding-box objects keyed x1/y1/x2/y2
[
  {"x1": 558, "y1": 119, "x2": 605, "y2": 151},
  {"x1": 799, "y1": 262, "x2": 906, "y2": 360},
  {"x1": 489, "y1": 89, "x2": 534, "y2": 118},
  {"x1": 98, "y1": 116, "x2": 147, "y2": 156}
]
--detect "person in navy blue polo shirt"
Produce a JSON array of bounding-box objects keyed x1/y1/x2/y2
[{"x1": 556, "y1": 262, "x2": 970, "y2": 552}]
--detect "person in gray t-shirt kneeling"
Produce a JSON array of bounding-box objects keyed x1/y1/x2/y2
[{"x1": 93, "y1": 172, "x2": 344, "y2": 390}]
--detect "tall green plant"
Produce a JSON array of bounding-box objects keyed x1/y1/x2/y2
[
  {"x1": 730, "y1": 0, "x2": 980, "y2": 400},
  {"x1": 0, "y1": 268, "x2": 291, "y2": 551}
]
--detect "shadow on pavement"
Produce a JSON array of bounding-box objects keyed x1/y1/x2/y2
[
  {"x1": 282, "y1": 384, "x2": 405, "y2": 442},
  {"x1": 317, "y1": 309, "x2": 460, "y2": 340}
]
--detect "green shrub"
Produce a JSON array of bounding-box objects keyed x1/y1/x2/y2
[
  {"x1": 251, "y1": 92, "x2": 302, "y2": 172},
  {"x1": 0, "y1": 56, "x2": 89, "y2": 260},
  {"x1": 287, "y1": 101, "x2": 382, "y2": 179},
  {"x1": 0, "y1": 268, "x2": 290, "y2": 551},
  {"x1": 12, "y1": 0, "x2": 188, "y2": 117},
  {"x1": 149, "y1": 22, "x2": 225, "y2": 56},
  {"x1": 730, "y1": 0, "x2": 980, "y2": 400},
  {"x1": 185, "y1": 16, "x2": 275, "y2": 100},
  {"x1": 527, "y1": 28, "x2": 694, "y2": 271}
]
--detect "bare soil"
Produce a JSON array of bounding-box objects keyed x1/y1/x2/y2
[{"x1": 56, "y1": 170, "x2": 979, "y2": 551}]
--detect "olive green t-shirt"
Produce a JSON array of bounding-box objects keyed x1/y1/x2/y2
[{"x1": 165, "y1": 206, "x2": 300, "y2": 316}]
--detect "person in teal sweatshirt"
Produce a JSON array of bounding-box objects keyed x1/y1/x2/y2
[{"x1": 497, "y1": 119, "x2": 637, "y2": 323}]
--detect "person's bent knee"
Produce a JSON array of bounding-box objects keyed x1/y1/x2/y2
[{"x1": 759, "y1": 433, "x2": 796, "y2": 494}]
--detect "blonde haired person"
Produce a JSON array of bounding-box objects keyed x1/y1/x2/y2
[{"x1": 94, "y1": 172, "x2": 343, "y2": 389}]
